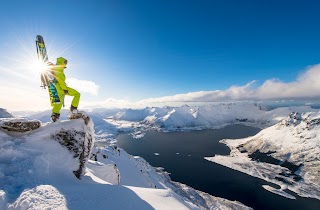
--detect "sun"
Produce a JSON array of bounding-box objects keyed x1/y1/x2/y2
[{"x1": 30, "y1": 59, "x2": 52, "y2": 74}]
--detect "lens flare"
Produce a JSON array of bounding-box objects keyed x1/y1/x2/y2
[{"x1": 31, "y1": 60, "x2": 51, "y2": 73}]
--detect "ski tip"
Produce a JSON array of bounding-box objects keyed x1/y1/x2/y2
[{"x1": 36, "y1": 35, "x2": 44, "y2": 42}]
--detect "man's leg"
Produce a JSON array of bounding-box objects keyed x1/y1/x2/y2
[
  {"x1": 66, "y1": 87, "x2": 80, "y2": 109},
  {"x1": 51, "y1": 93, "x2": 64, "y2": 122}
]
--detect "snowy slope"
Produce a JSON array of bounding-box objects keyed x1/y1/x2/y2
[
  {"x1": 0, "y1": 117, "x2": 251, "y2": 210},
  {"x1": 0, "y1": 109, "x2": 13, "y2": 118},
  {"x1": 206, "y1": 112, "x2": 320, "y2": 200}
]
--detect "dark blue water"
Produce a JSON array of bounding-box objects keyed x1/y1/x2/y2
[{"x1": 117, "y1": 124, "x2": 320, "y2": 210}]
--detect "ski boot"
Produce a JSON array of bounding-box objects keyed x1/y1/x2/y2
[
  {"x1": 69, "y1": 105, "x2": 83, "y2": 120},
  {"x1": 51, "y1": 113, "x2": 60, "y2": 122}
]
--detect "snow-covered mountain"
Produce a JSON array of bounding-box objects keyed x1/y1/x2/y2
[
  {"x1": 0, "y1": 108, "x2": 13, "y2": 118},
  {"x1": 206, "y1": 111, "x2": 320, "y2": 200},
  {"x1": 0, "y1": 115, "x2": 251, "y2": 209},
  {"x1": 113, "y1": 103, "x2": 315, "y2": 128},
  {"x1": 104, "y1": 103, "x2": 317, "y2": 137},
  {"x1": 24, "y1": 103, "x2": 318, "y2": 141}
]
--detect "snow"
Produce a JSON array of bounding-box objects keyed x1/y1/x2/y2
[
  {"x1": 262, "y1": 185, "x2": 296, "y2": 200},
  {"x1": 24, "y1": 103, "x2": 318, "y2": 144},
  {"x1": 8, "y1": 185, "x2": 68, "y2": 210},
  {"x1": 126, "y1": 186, "x2": 195, "y2": 210},
  {"x1": 106, "y1": 103, "x2": 317, "y2": 133},
  {"x1": 2, "y1": 102, "x2": 319, "y2": 209},
  {"x1": 205, "y1": 111, "x2": 320, "y2": 200},
  {"x1": 0, "y1": 109, "x2": 13, "y2": 118},
  {"x1": 0, "y1": 111, "x2": 252, "y2": 210},
  {"x1": 131, "y1": 130, "x2": 145, "y2": 139},
  {"x1": 92, "y1": 103, "x2": 320, "y2": 201}
]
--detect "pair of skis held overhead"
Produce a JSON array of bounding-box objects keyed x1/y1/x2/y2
[{"x1": 35, "y1": 35, "x2": 62, "y2": 106}]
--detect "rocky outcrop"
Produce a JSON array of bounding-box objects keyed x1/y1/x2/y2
[
  {"x1": 51, "y1": 113, "x2": 94, "y2": 179},
  {"x1": 280, "y1": 112, "x2": 302, "y2": 126},
  {"x1": 280, "y1": 111, "x2": 320, "y2": 129},
  {"x1": 0, "y1": 113, "x2": 94, "y2": 180},
  {"x1": 0, "y1": 118, "x2": 41, "y2": 132}
]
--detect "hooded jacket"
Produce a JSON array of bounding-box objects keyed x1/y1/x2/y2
[{"x1": 54, "y1": 57, "x2": 68, "y2": 90}]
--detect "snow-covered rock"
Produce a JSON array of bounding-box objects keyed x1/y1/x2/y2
[
  {"x1": 50, "y1": 122, "x2": 94, "y2": 179},
  {"x1": 206, "y1": 111, "x2": 320, "y2": 200},
  {"x1": 0, "y1": 118, "x2": 41, "y2": 132},
  {"x1": 7, "y1": 185, "x2": 67, "y2": 210}
]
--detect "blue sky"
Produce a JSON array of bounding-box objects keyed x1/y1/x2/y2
[{"x1": 1, "y1": 0, "x2": 320, "y2": 110}]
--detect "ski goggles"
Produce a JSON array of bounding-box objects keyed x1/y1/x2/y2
[{"x1": 64, "y1": 59, "x2": 68, "y2": 64}]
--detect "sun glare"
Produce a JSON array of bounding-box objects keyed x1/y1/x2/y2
[
  {"x1": 31, "y1": 60, "x2": 51, "y2": 73},
  {"x1": 5, "y1": 33, "x2": 78, "y2": 82}
]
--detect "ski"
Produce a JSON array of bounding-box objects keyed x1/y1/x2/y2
[{"x1": 35, "y1": 35, "x2": 60, "y2": 105}]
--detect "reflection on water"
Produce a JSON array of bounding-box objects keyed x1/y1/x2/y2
[{"x1": 116, "y1": 124, "x2": 320, "y2": 210}]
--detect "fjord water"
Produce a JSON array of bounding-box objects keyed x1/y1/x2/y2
[{"x1": 117, "y1": 124, "x2": 320, "y2": 210}]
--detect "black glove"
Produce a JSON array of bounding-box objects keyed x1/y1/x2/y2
[{"x1": 64, "y1": 90, "x2": 68, "y2": 95}]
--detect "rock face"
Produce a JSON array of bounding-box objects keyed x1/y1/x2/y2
[
  {"x1": 51, "y1": 113, "x2": 94, "y2": 179},
  {"x1": 69, "y1": 112, "x2": 91, "y2": 125},
  {"x1": 281, "y1": 111, "x2": 320, "y2": 130},
  {"x1": 0, "y1": 113, "x2": 94, "y2": 180},
  {"x1": 51, "y1": 129, "x2": 93, "y2": 179},
  {"x1": 0, "y1": 118, "x2": 41, "y2": 132}
]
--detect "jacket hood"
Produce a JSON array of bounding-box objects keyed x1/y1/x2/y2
[{"x1": 56, "y1": 57, "x2": 67, "y2": 66}]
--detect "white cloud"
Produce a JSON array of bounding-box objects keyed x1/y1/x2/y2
[
  {"x1": 257, "y1": 65, "x2": 320, "y2": 99},
  {"x1": 0, "y1": 78, "x2": 100, "y2": 112},
  {"x1": 138, "y1": 64, "x2": 320, "y2": 104},
  {"x1": 0, "y1": 84, "x2": 49, "y2": 111},
  {"x1": 66, "y1": 78, "x2": 99, "y2": 96},
  {"x1": 2, "y1": 64, "x2": 320, "y2": 112},
  {"x1": 81, "y1": 98, "x2": 140, "y2": 109},
  {"x1": 141, "y1": 81, "x2": 256, "y2": 103}
]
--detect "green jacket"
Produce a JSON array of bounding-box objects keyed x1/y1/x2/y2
[{"x1": 54, "y1": 57, "x2": 68, "y2": 90}]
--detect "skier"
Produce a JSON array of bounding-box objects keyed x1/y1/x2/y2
[{"x1": 50, "y1": 57, "x2": 81, "y2": 122}]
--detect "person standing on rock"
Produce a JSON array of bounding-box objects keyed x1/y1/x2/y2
[{"x1": 50, "y1": 57, "x2": 81, "y2": 122}]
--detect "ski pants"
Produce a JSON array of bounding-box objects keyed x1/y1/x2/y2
[{"x1": 52, "y1": 85, "x2": 80, "y2": 114}]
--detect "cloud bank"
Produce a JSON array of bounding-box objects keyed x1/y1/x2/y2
[
  {"x1": 2, "y1": 64, "x2": 320, "y2": 111},
  {"x1": 138, "y1": 65, "x2": 320, "y2": 104},
  {"x1": 81, "y1": 98, "x2": 134, "y2": 109},
  {"x1": 66, "y1": 78, "x2": 99, "y2": 96}
]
